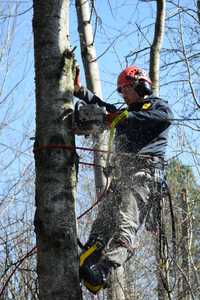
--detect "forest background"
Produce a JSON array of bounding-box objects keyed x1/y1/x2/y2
[{"x1": 0, "y1": 0, "x2": 200, "y2": 299}]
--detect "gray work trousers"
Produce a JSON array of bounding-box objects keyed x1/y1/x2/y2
[{"x1": 88, "y1": 155, "x2": 162, "y2": 267}]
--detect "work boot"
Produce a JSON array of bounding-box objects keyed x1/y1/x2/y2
[
  {"x1": 79, "y1": 239, "x2": 104, "y2": 270},
  {"x1": 80, "y1": 259, "x2": 114, "y2": 294},
  {"x1": 79, "y1": 239, "x2": 104, "y2": 293}
]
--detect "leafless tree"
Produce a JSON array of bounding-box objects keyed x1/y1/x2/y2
[
  {"x1": 177, "y1": 189, "x2": 192, "y2": 300},
  {"x1": 1, "y1": 1, "x2": 200, "y2": 300},
  {"x1": 75, "y1": 1, "x2": 127, "y2": 299},
  {"x1": 33, "y1": 1, "x2": 81, "y2": 299}
]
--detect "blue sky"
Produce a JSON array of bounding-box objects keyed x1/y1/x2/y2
[
  {"x1": 0, "y1": 2, "x2": 199, "y2": 275},
  {"x1": 0, "y1": 5, "x2": 199, "y2": 297}
]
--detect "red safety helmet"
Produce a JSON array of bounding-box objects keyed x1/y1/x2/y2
[{"x1": 117, "y1": 66, "x2": 152, "y2": 97}]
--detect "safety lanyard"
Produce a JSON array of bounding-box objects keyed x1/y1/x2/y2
[{"x1": 106, "y1": 110, "x2": 128, "y2": 167}]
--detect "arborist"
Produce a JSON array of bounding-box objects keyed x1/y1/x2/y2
[{"x1": 74, "y1": 65, "x2": 173, "y2": 294}]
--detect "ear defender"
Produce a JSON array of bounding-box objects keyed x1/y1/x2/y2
[{"x1": 134, "y1": 80, "x2": 153, "y2": 97}]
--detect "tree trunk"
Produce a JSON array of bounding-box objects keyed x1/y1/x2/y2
[
  {"x1": 107, "y1": 266, "x2": 127, "y2": 300},
  {"x1": 75, "y1": 1, "x2": 126, "y2": 299},
  {"x1": 179, "y1": 189, "x2": 192, "y2": 300},
  {"x1": 75, "y1": 0, "x2": 108, "y2": 197},
  {"x1": 197, "y1": 0, "x2": 200, "y2": 22},
  {"x1": 149, "y1": 1, "x2": 168, "y2": 299},
  {"x1": 33, "y1": 1, "x2": 82, "y2": 299},
  {"x1": 149, "y1": 0, "x2": 166, "y2": 96},
  {"x1": 154, "y1": 235, "x2": 168, "y2": 300}
]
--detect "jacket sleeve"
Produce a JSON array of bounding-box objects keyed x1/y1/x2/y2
[
  {"x1": 74, "y1": 87, "x2": 117, "y2": 112},
  {"x1": 74, "y1": 87, "x2": 101, "y2": 104}
]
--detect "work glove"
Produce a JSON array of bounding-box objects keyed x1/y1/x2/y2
[
  {"x1": 74, "y1": 66, "x2": 81, "y2": 93},
  {"x1": 74, "y1": 66, "x2": 117, "y2": 113},
  {"x1": 105, "y1": 110, "x2": 128, "y2": 128},
  {"x1": 103, "y1": 102, "x2": 118, "y2": 113}
]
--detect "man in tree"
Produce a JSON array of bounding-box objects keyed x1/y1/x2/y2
[{"x1": 74, "y1": 66, "x2": 173, "y2": 294}]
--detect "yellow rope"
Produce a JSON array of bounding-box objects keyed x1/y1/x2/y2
[{"x1": 106, "y1": 110, "x2": 128, "y2": 166}]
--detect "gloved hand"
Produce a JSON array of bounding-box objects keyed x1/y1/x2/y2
[
  {"x1": 74, "y1": 66, "x2": 117, "y2": 113},
  {"x1": 105, "y1": 110, "x2": 128, "y2": 128},
  {"x1": 104, "y1": 103, "x2": 118, "y2": 113},
  {"x1": 74, "y1": 66, "x2": 81, "y2": 93}
]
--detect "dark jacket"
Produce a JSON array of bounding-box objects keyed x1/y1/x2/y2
[{"x1": 75, "y1": 87, "x2": 173, "y2": 158}]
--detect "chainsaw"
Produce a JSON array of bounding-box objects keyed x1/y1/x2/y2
[{"x1": 72, "y1": 100, "x2": 108, "y2": 136}]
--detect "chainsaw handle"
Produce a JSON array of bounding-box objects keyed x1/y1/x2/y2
[{"x1": 74, "y1": 100, "x2": 85, "y2": 127}]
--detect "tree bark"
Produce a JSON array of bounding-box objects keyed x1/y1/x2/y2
[
  {"x1": 75, "y1": 1, "x2": 126, "y2": 299},
  {"x1": 179, "y1": 189, "x2": 192, "y2": 300},
  {"x1": 107, "y1": 266, "x2": 127, "y2": 300},
  {"x1": 149, "y1": 0, "x2": 166, "y2": 96},
  {"x1": 149, "y1": 1, "x2": 167, "y2": 299},
  {"x1": 75, "y1": 0, "x2": 108, "y2": 197},
  {"x1": 33, "y1": 1, "x2": 82, "y2": 299},
  {"x1": 154, "y1": 235, "x2": 168, "y2": 300},
  {"x1": 197, "y1": 0, "x2": 200, "y2": 22}
]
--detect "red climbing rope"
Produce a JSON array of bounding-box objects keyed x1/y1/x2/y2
[
  {"x1": 34, "y1": 144, "x2": 112, "y2": 154},
  {"x1": 77, "y1": 174, "x2": 110, "y2": 220},
  {"x1": 0, "y1": 144, "x2": 110, "y2": 297}
]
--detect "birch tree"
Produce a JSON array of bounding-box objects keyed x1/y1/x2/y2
[
  {"x1": 33, "y1": 1, "x2": 82, "y2": 299},
  {"x1": 147, "y1": 1, "x2": 170, "y2": 299},
  {"x1": 179, "y1": 189, "x2": 192, "y2": 300},
  {"x1": 149, "y1": 0, "x2": 166, "y2": 97},
  {"x1": 75, "y1": 0, "x2": 108, "y2": 197},
  {"x1": 75, "y1": 1, "x2": 126, "y2": 299},
  {"x1": 1, "y1": 1, "x2": 200, "y2": 299},
  {"x1": 197, "y1": 0, "x2": 200, "y2": 22}
]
